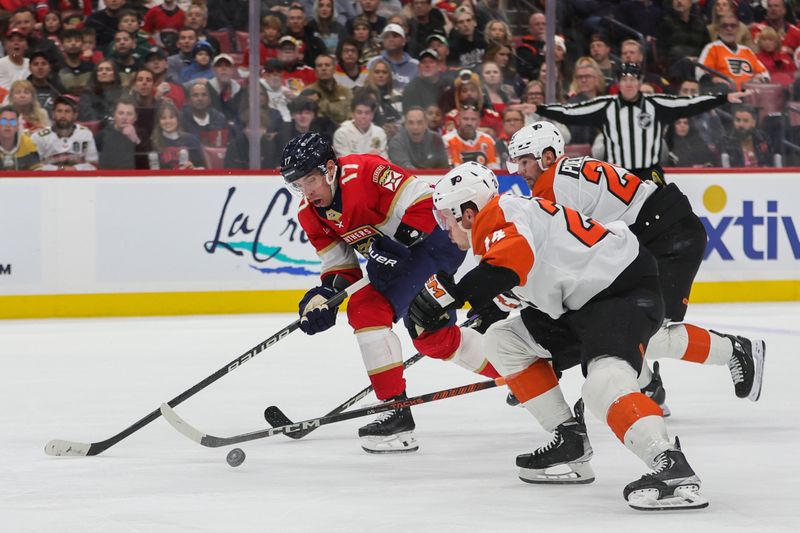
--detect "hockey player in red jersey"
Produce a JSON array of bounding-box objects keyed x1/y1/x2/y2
[
  {"x1": 409, "y1": 162, "x2": 709, "y2": 510},
  {"x1": 280, "y1": 132, "x2": 500, "y2": 454},
  {"x1": 505, "y1": 122, "x2": 765, "y2": 405}
]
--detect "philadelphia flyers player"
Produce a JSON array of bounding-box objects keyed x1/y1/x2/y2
[
  {"x1": 409, "y1": 162, "x2": 709, "y2": 510},
  {"x1": 505, "y1": 122, "x2": 765, "y2": 405},
  {"x1": 280, "y1": 133, "x2": 500, "y2": 454}
]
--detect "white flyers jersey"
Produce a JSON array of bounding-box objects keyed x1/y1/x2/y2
[
  {"x1": 471, "y1": 194, "x2": 640, "y2": 319},
  {"x1": 32, "y1": 125, "x2": 98, "y2": 167},
  {"x1": 531, "y1": 155, "x2": 658, "y2": 227}
]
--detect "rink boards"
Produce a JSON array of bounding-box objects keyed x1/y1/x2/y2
[{"x1": 1, "y1": 168, "x2": 799, "y2": 318}]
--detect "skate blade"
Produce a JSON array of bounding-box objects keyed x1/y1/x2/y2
[
  {"x1": 360, "y1": 431, "x2": 419, "y2": 454},
  {"x1": 660, "y1": 403, "x2": 671, "y2": 417},
  {"x1": 518, "y1": 461, "x2": 595, "y2": 485},
  {"x1": 748, "y1": 339, "x2": 766, "y2": 402},
  {"x1": 627, "y1": 485, "x2": 709, "y2": 511}
]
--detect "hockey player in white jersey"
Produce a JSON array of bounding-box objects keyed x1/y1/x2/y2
[
  {"x1": 505, "y1": 121, "x2": 764, "y2": 405},
  {"x1": 409, "y1": 162, "x2": 708, "y2": 510},
  {"x1": 32, "y1": 96, "x2": 98, "y2": 170}
]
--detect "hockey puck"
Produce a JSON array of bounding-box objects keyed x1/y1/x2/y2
[{"x1": 226, "y1": 448, "x2": 245, "y2": 467}]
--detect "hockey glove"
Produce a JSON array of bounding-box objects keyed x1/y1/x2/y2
[
  {"x1": 298, "y1": 285, "x2": 340, "y2": 335},
  {"x1": 366, "y1": 236, "x2": 412, "y2": 281},
  {"x1": 409, "y1": 272, "x2": 464, "y2": 331},
  {"x1": 467, "y1": 300, "x2": 510, "y2": 334}
]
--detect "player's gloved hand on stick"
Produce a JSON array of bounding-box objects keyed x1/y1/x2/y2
[
  {"x1": 467, "y1": 300, "x2": 510, "y2": 334},
  {"x1": 298, "y1": 285, "x2": 340, "y2": 335},
  {"x1": 409, "y1": 271, "x2": 464, "y2": 331},
  {"x1": 366, "y1": 236, "x2": 411, "y2": 281}
]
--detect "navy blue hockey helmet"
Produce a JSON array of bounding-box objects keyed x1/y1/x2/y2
[{"x1": 280, "y1": 132, "x2": 337, "y2": 189}]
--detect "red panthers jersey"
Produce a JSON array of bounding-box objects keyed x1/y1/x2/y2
[{"x1": 297, "y1": 154, "x2": 436, "y2": 283}]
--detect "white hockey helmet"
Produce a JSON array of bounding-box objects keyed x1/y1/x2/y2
[
  {"x1": 433, "y1": 162, "x2": 499, "y2": 228},
  {"x1": 507, "y1": 121, "x2": 565, "y2": 173}
]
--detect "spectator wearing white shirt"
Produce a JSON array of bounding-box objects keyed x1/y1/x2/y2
[
  {"x1": 333, "y1": 92, "x2": 387, "y2": 157},
  {"x1": 0, "y1": 29, "x2": 30, "y2": 94}
]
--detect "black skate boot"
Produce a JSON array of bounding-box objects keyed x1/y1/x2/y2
[
  {"x1": 506, "y1": 392, "x2": 520, "y2": 407},
  {"x1": 358, "y1": 392, "x2": 418, "y2": 454},
  {"x1": 640, "y1": 361, "x2": 671, "y2": 417},
  {"x1": 712, "y1": 331, "x2": 765, "y2": 401},
  {"x1": 516, "y1": 410, "x2": 594, "y2": 484},
  {"x1": 624, "y1": 437, "x2": 708, "y2": 511}
]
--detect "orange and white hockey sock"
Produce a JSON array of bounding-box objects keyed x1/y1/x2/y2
[
  {"x1": 583, "y1": 357, "x2": 671, "y2": 466},
  {"x1": 646, "y1": 323, "x2": 733, "y2": 366},
  {"x1": 506, "y1": 359, "x2": 572, "y2": 432}
]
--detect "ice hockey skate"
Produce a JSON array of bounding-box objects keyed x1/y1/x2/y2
[
  {"x1": 713, "y1": 331, "x2": 766, "y2": 401},
  {"x1": 358, "y1": 392, "x2": 419, "y2": 454},
  {"x1": 641, "y1": 361, "x2": 671, "y2": 417},
  {"x1": 624, "y1": 438, "x2": 708, "y2": 511},
  {"x1": 516, "y1": 414, "x2": 595, "y2": 484}
]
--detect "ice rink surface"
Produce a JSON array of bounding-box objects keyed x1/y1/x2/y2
[{"x1": 2, "y1": 302, "x2": 798, "y2": 533}]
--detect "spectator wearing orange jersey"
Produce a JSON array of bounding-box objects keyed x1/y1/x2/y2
[
  {"x1": 698, "y1": 13, "x2": 769, "y2": 90},
  {"x1": 443, "y1": 104, "x2": 498, "y2": 169}
]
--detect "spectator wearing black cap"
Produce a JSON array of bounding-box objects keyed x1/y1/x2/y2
[
  {"x1": 33, "y1": 95, "x2": 99, "y2": 170},
  {"x1": 0, "y1": 28, "x2": 30, "y2": 93},
  {"x1": 27, "y1": 51, "x2": 67, "y2": 113},
  {"x1": 144, "y1": 48, "x2": 186, "y2": 109},
  {"x1": 531, "y1": 62, "x2": 750, "y2": 185},
  {"x1": 408, "y1": 0, "x2": 446, "y2": 58},
  {"x1": 58, "y1": 29, "x2": 95, "y2": 97},
  {"x1": 179, "y1": 40, "x2": 215, "y2": 84},
  {"x1": 402, "y1": 48, "x2": 449, "y2": 112}
]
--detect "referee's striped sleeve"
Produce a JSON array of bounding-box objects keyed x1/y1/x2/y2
[{"x1": 536, "y1": 97, "x2": 614, "y2": 127}]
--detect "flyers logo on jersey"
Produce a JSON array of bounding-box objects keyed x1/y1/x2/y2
[
  {"x1": 342, "y1": 224, "x2": 384, "y2": 256},
  {"x1": 726, "y1": 58, "x2": 754, "y2": 75},
  {"x1": 483, "y1": 229, "x2": 506, "y2": 251}
]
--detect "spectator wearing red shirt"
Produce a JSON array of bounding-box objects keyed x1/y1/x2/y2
[
  {"x1": 750, "y1": 0, "x2": 800, "y2": 54},
  {"x1": 755, "y1": 26, "x2": 796, "y2": 87},
  {"x1": 241, "y1": 14, "x2": 281, "y2": 71},
  {"x1": 278, "y1": 36, "x2": 317, "y2": 95},
  {"x1": 143, "y1": 0, "x2": 186, "y2": 35}
]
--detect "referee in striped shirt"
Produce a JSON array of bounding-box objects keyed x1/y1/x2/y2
[{"x1": 532, "y1": 63, "x2": 749, "y2": 185}]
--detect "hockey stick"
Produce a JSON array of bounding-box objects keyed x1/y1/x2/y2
[
  {"x1": 44, "y1": 277, "x2": 371, "y2": 457},
  {"x1": 263, "y1": 315, "x2": 482, "y2": 439},
  {"x1": 161, "y1": 376, "x2": 505, "y2": 448}
]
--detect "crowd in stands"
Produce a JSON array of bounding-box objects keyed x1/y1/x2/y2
[{"x1": 0, "y1": 0, "x2": 798, "y2": 171}]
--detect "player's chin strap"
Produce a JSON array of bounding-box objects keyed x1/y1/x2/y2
[{"x1": 325, "y1": 160, "x2": 340, "y2": 197}]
